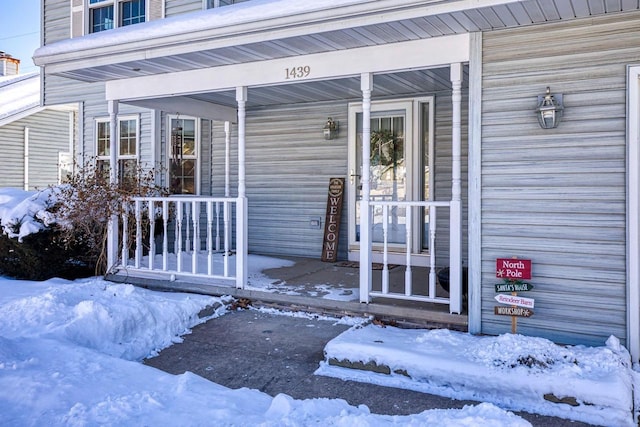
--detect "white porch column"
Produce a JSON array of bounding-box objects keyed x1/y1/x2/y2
[
  {"x1": 359, "y1": 73, "x2": 373, "y2": 303},
  {"x1": 107, "y1": 99, "x2": 119, "y2": 272},
  {"x1": 235, "y1": 87, "x2": 248, "y2": 289},
  {"x1": 23, "y1": 127, "x2": 29, "y2": 190},
  {"x1": 449, "y1": 63, "x2": 463, "y2": 314},
  {"x1": 224, "y1": 121, "x2": 231, "y2": 197}
]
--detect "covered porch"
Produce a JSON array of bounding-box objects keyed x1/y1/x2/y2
[
  {"x1": 102, "y1": 50, "x2": 470, "y2": 317},
  {"x1": 37, "y1": 1, "x2": 481, "y2": 322}
]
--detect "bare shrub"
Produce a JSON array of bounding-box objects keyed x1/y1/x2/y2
[{"x1": 54, "y1": 161, "x2": 167, "y2": 275}]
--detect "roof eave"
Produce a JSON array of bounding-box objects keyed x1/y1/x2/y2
[{"x1": 34, "y1": 0, "x2": 520, "y2": 73}]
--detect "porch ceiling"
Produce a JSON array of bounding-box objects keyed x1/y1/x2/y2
[{"x1": 36, "y1": 0, "x2": 640, "y2": 85}]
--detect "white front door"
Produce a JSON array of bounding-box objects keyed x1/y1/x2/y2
[{"x1": 348, "y1": 97, "x2": 434, "y2": 265}]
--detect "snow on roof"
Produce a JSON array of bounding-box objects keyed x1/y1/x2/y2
[
  {"x1": 34, "y1": 0, "x2": 368, "y2": 58},
  {"x1": 0, "y1": 72, "x2": 40, "y2": 123}
]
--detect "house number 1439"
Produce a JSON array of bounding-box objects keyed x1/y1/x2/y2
[{"x1": 285, "y1": 66, "x2": 311, "y2": 80}]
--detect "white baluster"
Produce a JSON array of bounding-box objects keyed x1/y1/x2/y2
[
  {"x1": 135, "y1": 199, "x2": 142, "y2": 269},
  {"x1": 207, "y1": 201, "x2": 214, "y2": 276},
  {"x1": 382, "y1": 204, "x2": 389, "y2": 295},
  {"x1": 162, "y1": 200, "x2": 169, "y2": 271},
  {"x1": 215, "y1": 202, "x2": 221, "y2": 252},
  {"x1": 429, "y1": 207, "x2": 437, "y2": 299},
  {"x1": 176, "y1": 202, "x2": 183, "y2": 272},
  {"x1": 405, "y1": 206, "x2": 412, "y2": 297},
  {"x1": 148, "y1": 201, "x2": 155, "y2": 270},
  {"x1": 121, "y1": 202, "x2": 129, "y2": 268},
  {"x1": 185, "y1": 202, "x2": 191, "y2": 254},
  {"x1": 192, "y1": 200, "x2": 198, "y2": 274},
  {"x1": 223, "y1": 200, "x2": 230, "y2": 278}
]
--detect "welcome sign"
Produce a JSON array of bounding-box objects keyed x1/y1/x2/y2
[{"x1": 321, "y1": 178, "x2": 345, "y2": 262}]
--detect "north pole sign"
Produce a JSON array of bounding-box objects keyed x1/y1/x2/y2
[{"x1": 496, "y1": 258, "x2": 531, "y2": 280}]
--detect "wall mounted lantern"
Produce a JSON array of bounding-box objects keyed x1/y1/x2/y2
[
  {"x1": 536, "y1": 87, "x2": 564, "y2": 129},
  {"x1": 323, "y1": 117, "x2": 339, "y2": 140}
]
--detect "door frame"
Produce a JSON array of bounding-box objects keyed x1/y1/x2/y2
[{"x1": 347, "y1": 96, "x2": 435, "y2": 265}]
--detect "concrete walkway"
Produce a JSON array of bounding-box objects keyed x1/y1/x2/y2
[{"x1": 144, "y1": 308, "x2": 594, "y2": 426}]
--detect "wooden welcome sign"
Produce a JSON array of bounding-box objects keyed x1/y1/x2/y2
[{"x1": 321, "y1": 178, "x2": 345, "y2": 262}]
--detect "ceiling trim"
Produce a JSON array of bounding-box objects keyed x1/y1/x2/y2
[{"x1": 106, "y1": 34, "x2": 470, "y2": 101}]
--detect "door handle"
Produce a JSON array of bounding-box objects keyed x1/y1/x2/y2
[{"x1": 349, "y1": 169, "x2": 361, "y2": 185}]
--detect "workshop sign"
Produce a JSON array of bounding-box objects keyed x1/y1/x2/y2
[
  {"x1": 494, "y1": 306, "x2": 534, "y2": 318},
  {"x1": 321, "y1": 178, "x2": 345, "y2": 262}
]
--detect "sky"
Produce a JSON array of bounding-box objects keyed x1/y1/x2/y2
[
  {"x1": 0, "y1": 0, "x2": 40, "y2": 74},
  {"x1": 0, "y1": 187, "x2": 638, "y2": 426}
]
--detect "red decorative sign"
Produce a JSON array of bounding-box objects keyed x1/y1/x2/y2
[{"x1": 496, "y1": 258, "x2": 531, "y2": 280}]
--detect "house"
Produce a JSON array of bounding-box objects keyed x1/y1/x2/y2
[
  {"x1": 34, "y1": 0, "x2": 640, "y2": 361},
  {"x1": 0, "y1": 52, "x2": 76, "y2": 189}
]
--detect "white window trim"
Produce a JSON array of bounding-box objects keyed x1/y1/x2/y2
[
  {"x1": 94, "y1": 114, "x2": 140, "y2": 166},
  {"x1": 203, "y1": 0, "x2": 246, "y2": 9},
  {"x1": 167, "y1": 115, "x2": 201, "y2": 195},
  {"x1": 86, "y1": 0, "x2": 147, "y2": 34}
]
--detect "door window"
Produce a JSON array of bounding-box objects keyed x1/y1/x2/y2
[{"x1": 348, "y1": 98, "x2": 433, "y2": 256}]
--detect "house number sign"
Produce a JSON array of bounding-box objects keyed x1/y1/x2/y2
[{"x1": 285, "y1": 66, "x2": 311, "y2": 80}]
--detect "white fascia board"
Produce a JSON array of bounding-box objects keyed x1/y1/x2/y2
[
  {"x1": 122, "y1": 97, "x2": 237, "y2": 122},
  {"x1": 107, "y1": 34, "x2": 470, "y2": 101},
  {"x1": 0, "y1": 106, "x2": 45, "y2": 128},
  {"x1": 38, "y1": 0, "x2": 517, "y2": 73}
]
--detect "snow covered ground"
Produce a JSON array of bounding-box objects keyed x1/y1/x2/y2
[
  {"x1": 0, "y1": 275, "x2": 637, "y2": 426},
  {"x1": 0, "y1": 188, "x2": 637, "y2": 425}
]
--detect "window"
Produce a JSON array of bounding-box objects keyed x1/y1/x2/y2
[
  {"x1": 89, "y1": 0, "x2": 145, "y2": 33},
  {"x1": 95, "y1": 116, "x2": 139, "y2": 186},
  {"x1": 206, "y1": 0, "x2": 251, "y2": 9},
  {"x1": 168, "y1": 117, "x2": 198, "y2": 195}
]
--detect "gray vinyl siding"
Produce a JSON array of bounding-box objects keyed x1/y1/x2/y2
[
  {"x1": 42, "y1": 0, "x2": 89, "y2": 107},
  {"x1": 0, "y1": 123, "x2": 27, "y2": 188},
  {"x1": 480, "y1": 11, "x2": 640, "y2": 347},
  {"x1": 44, "y1": 0, "x2": 71, "y2": 45},
  {"x1": 0, "y1": 109, "x2": 72, "y2": 190},
  {"x1": 165, "y1": 0, "x2": 203, "y2": 17},
  {"x1": 209, "y1": 101, "x2": 350, "y2": 259}
]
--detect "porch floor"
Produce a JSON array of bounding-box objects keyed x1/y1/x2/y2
[{"x1": 107, "y1": 256, "x2": 467, "y2": 331}]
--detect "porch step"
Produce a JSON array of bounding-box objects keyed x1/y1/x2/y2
[{"x1": 105, "y1": 273, "x2": 468, "y2": 331}]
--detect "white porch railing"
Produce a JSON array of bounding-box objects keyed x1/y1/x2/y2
[
  {"x1": 116, "y1": 195, "x2": 242, "y2": 286},
  {"x1": 366, "y1": 200, "x2": 456, "y2": 306}
]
